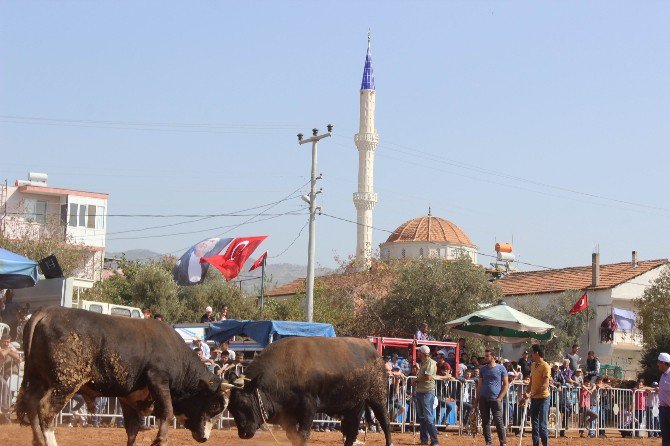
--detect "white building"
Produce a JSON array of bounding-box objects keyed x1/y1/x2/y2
[
  {"x1": 379, "y1": 212, "x2": 478, "y2": 263},
  {"x1": 353, "y1": 34, "x2": 378, "y2": 268},
  {"x1": 0, "y1": 174, "x2": 108, "y2": 292},
  {"x1": 497, "y1": 252, "x2": 668, "y2": 378}
]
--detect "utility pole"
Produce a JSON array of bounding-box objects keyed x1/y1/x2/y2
[{"x1": 297, "y1": 124, "x2": 332, "y2": 322}]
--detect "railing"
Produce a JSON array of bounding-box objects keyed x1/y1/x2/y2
[
  {"x1": 2, "y1": 359, "x2": 662, "y2": 438},
  {"x1": 0, "y1": 351, "x2": 23, "y2": 422}
]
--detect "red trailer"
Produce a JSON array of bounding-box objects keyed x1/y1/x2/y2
[{"x1": 367, "y1": 336, "x2": 461, "y2": 376}]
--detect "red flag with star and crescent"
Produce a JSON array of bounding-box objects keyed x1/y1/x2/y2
[
  {"x1": 569, "y1": 292, "x2": 589, "y2": 315},
  {"x1": 249, "y1": 251, "x2": 268, "y2": 272},
  {"x1": 200, "y1": 236, "x2": 267, "y2": 281}
]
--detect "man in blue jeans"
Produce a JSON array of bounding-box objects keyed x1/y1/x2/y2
[
  {"x1": 475, "y1": 349, "x2": 509, "y2": 446},
  {"x1": 415, "y1": 345, "x2": 439, "y2": 446},
  {"x1": 520, "y1": 344, "x2": 550, "y2": 446}
]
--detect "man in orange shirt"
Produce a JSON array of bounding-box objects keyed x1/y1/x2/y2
[{"x1": 520, "y1": 344, "x2": 550, "y2": 446}]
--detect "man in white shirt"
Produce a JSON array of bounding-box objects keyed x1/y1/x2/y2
[{"x1": 191, "y1": 338, "x2": 211, "y2": 359}]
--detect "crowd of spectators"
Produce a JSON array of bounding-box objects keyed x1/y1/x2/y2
[{"x1": 381, "y1": 328, "x2": 662, "y2": 439}]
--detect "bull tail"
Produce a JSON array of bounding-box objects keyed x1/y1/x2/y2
[
  {"x1": 22, "y1": 307, "x2": 47, "y2": 360},
  {"x1": 15, "y1": 308, "x2": 48, "y2": 424}
]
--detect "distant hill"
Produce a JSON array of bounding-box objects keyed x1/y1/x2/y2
[{"x1": 264, "y1": 262, "x2": 335, "y2": 289}]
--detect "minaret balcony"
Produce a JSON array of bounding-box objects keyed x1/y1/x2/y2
[
  {"x1": 354, "y1": 133, "x2": 379, "y2": 151},
  {"x1": 353, "y1": 192, "x2": 378, "y2": 210}
]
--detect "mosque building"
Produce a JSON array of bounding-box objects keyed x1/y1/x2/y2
[{"x1": 354, "y1": 35, "x2": 478, "y2": 266}]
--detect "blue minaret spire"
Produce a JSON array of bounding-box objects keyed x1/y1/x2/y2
[{"x1": 360, "y1": 31, "x2": 375, "y2": 90}]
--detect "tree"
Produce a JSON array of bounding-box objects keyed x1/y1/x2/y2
[
  {"x1": 0, "y1": 215, "x2": 90, "y2": 277},
  {"x1": 84, "y1": 257, "x2": 257, "y2": 323},
  {"x1": 636, "y1": 266, "x2": 670, "y2": 349},
  {"x1": 374, "y1": 257, "x2": 500, "y2": 341},
  {"x1": 512, "y1": 291, "x2": 587, "y2": 362},
  {"x1": 636, "y1": 266, "x2": 670, "y2": 380}
]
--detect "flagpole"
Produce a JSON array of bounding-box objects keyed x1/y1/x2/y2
[
  {"x1": 586, "y1": 298, "x2": 590, "y2": 352},
  {"x1": 259, "y1": 256, "x2": 266, "y2": 316}
]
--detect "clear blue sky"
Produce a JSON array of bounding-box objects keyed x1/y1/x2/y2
[{"x1": 2, "y1": 1, "x2": 669, "y2": 270}]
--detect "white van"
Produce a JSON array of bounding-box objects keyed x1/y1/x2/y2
[
  {"x1": 12, "y1": 278, "x2": 143, "y2": 318},
  {"x1": 79, "y1": 300, "x2": 142, "y2": 318}
]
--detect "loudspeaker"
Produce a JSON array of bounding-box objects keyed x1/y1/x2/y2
[{"x1": 39, "y1": 255, "x2": 64, "y2": 279}]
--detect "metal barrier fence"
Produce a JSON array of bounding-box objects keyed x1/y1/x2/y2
[
  {"x1": 0, "y1": 350, "x2": 23, "y2": 423},
  {"x1": 1, "y1": 358, "x2": 662, "y2": 437}
]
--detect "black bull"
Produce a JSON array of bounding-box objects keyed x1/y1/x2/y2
[
  {"x1": 16, "y1": 306, "x2": 230, "y2": 446},
  {"x1": 228, "y1": 336, "x2": 393, "y2": 446}
]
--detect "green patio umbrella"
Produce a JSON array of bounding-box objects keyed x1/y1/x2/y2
[{"x1": 446, "y1": 300, "x2": 554, "y2": 343}]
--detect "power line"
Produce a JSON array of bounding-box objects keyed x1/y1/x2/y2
[
  {"x1": 319, "y1": 211, "x2": 662, "y2": 283},
  {"x1": 129, "y1": 180, "x2": 312, "y2": 261},
  {"x1": 0, "y1": 115, "x2": 300, "y2": 135},
  {"x1": 332, "y1": 134, "x2": 670, "y2": 217},
  {"x1": 106, "y1": 199, "x2": 307, "y2": 235},
  {"x1": 270, "y1": 220, "x2": 309, "y2": 259},
  {"x1": 106, "y1": 211, "x2": 307, "y2": 241}
]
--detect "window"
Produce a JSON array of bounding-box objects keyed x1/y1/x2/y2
[
  {"x1": 110, "y1": 307, "x2": 131, "y2": 318},
  {"x1": 78, "y1": 204, "x2": 87, "y2": 227},
  {"x1": 96, "y1": 206, "x2": 105, "y2": 229},
  {"x1": 60, "y1": 204, "x2": 68, "y2": 226},
  {"x1": 88, "y1": 304, "x2": 103, "y2": 313},
  {"x1": 401, "y1": 248, "x2": 406, "y2": 258},
  {"x1": 87, "y1": 206, "x2": 96, "y2": 229},
  {"x1": 131, "y1": 309, "x2": 141, "y2": 319},
  {"x1": 24, "y1": 199, "x2": 47, "y2": 223},
  {"x1": 69, "y1": 203, "x2": 78, "y2": 227}
]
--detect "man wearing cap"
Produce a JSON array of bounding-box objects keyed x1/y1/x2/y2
[
  {"x1": 475, "y1": 349, "x2": 509, "y2": 446},
  {"x1": 657, "y1": 352, "x2": 670, "y2": 446},
  {"x1": 200, "y1": 306, "x2": 214, "y2": 323},
  {"x1": 520, "y1": 344, "x2": 551, "y2": 446},
  {"x1": 415, "y1": 345, "x2": 440, "y2": 446}
]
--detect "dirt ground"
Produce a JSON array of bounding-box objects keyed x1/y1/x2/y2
[{"x1": 0, "y1": 425, "x2": 663, "y2": 446}]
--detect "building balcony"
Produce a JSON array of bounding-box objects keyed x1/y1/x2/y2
[{"x1": 599, "y1": 327, "x2": 643, "y2": 348}]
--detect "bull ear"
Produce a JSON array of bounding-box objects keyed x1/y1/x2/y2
[{"x1": 198, "y1": 379, "x2": 212, "y2": 391}]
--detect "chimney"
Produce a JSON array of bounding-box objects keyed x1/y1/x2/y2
[
  {"x1": 632, "y1": 250, "x2": 638, "y2": 268},
  {"x1": 592, "y1": 252, "x2": 600, "y2": 287}
]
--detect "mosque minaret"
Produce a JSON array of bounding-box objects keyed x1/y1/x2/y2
[{"x1": 353, "y1": 33, "x2": 378, "y2": 268}]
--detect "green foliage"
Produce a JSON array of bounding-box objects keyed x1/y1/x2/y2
[
  {"x1": 639, "y1": 332, "x2": 670, "y2": 383},
  {"x1": 512, "y1": 290, "x2": 587, "y2": 362},
  {"x1": 636, "y1": 266, "x2": 670, "y2": 349},
  {"x1": 83, "y1": 257, "x2": 256, "y2": 323},
  {"x1": 375, "y1": 257, "x2": 500, "y2": 340},
  {"x1": 0, "y1": 216, "x2": 90, "y2": 277},
  {"x1": 636, "y1": 266, "x2": 670, "y2": 380}
]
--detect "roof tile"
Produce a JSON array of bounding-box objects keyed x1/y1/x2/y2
[{"x1": 497, "y1": 259, "x2": 668, "y2": 296}]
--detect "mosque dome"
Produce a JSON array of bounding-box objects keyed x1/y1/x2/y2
[
  {"x1": 385, "y1": 215, "x2": 475, "y2": 247},
  {"x1": 379, "y1": 213, "x2": 478, "y2": 262}
]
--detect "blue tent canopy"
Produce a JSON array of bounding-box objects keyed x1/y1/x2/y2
[
  {"x1": 206, "y1": 319, "x2": 336, "y2": 347},
  {"x1": 0, "y1": 248, "x2": 40, "y2": 289}
]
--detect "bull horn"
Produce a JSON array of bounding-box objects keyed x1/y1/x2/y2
[{"x1": 220, "y1": 382, "x2": 244, "y2": 390}]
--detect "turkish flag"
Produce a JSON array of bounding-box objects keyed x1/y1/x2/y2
[
  {"x1": 249, "y1": 251, "x2": 268, "y2": 272},
  {"x1": 201, "y1": 236, "x2": 267, "y2": 281},
  {"x1": 569, "y1": 292, "x2": 589, "y2": 314}
]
